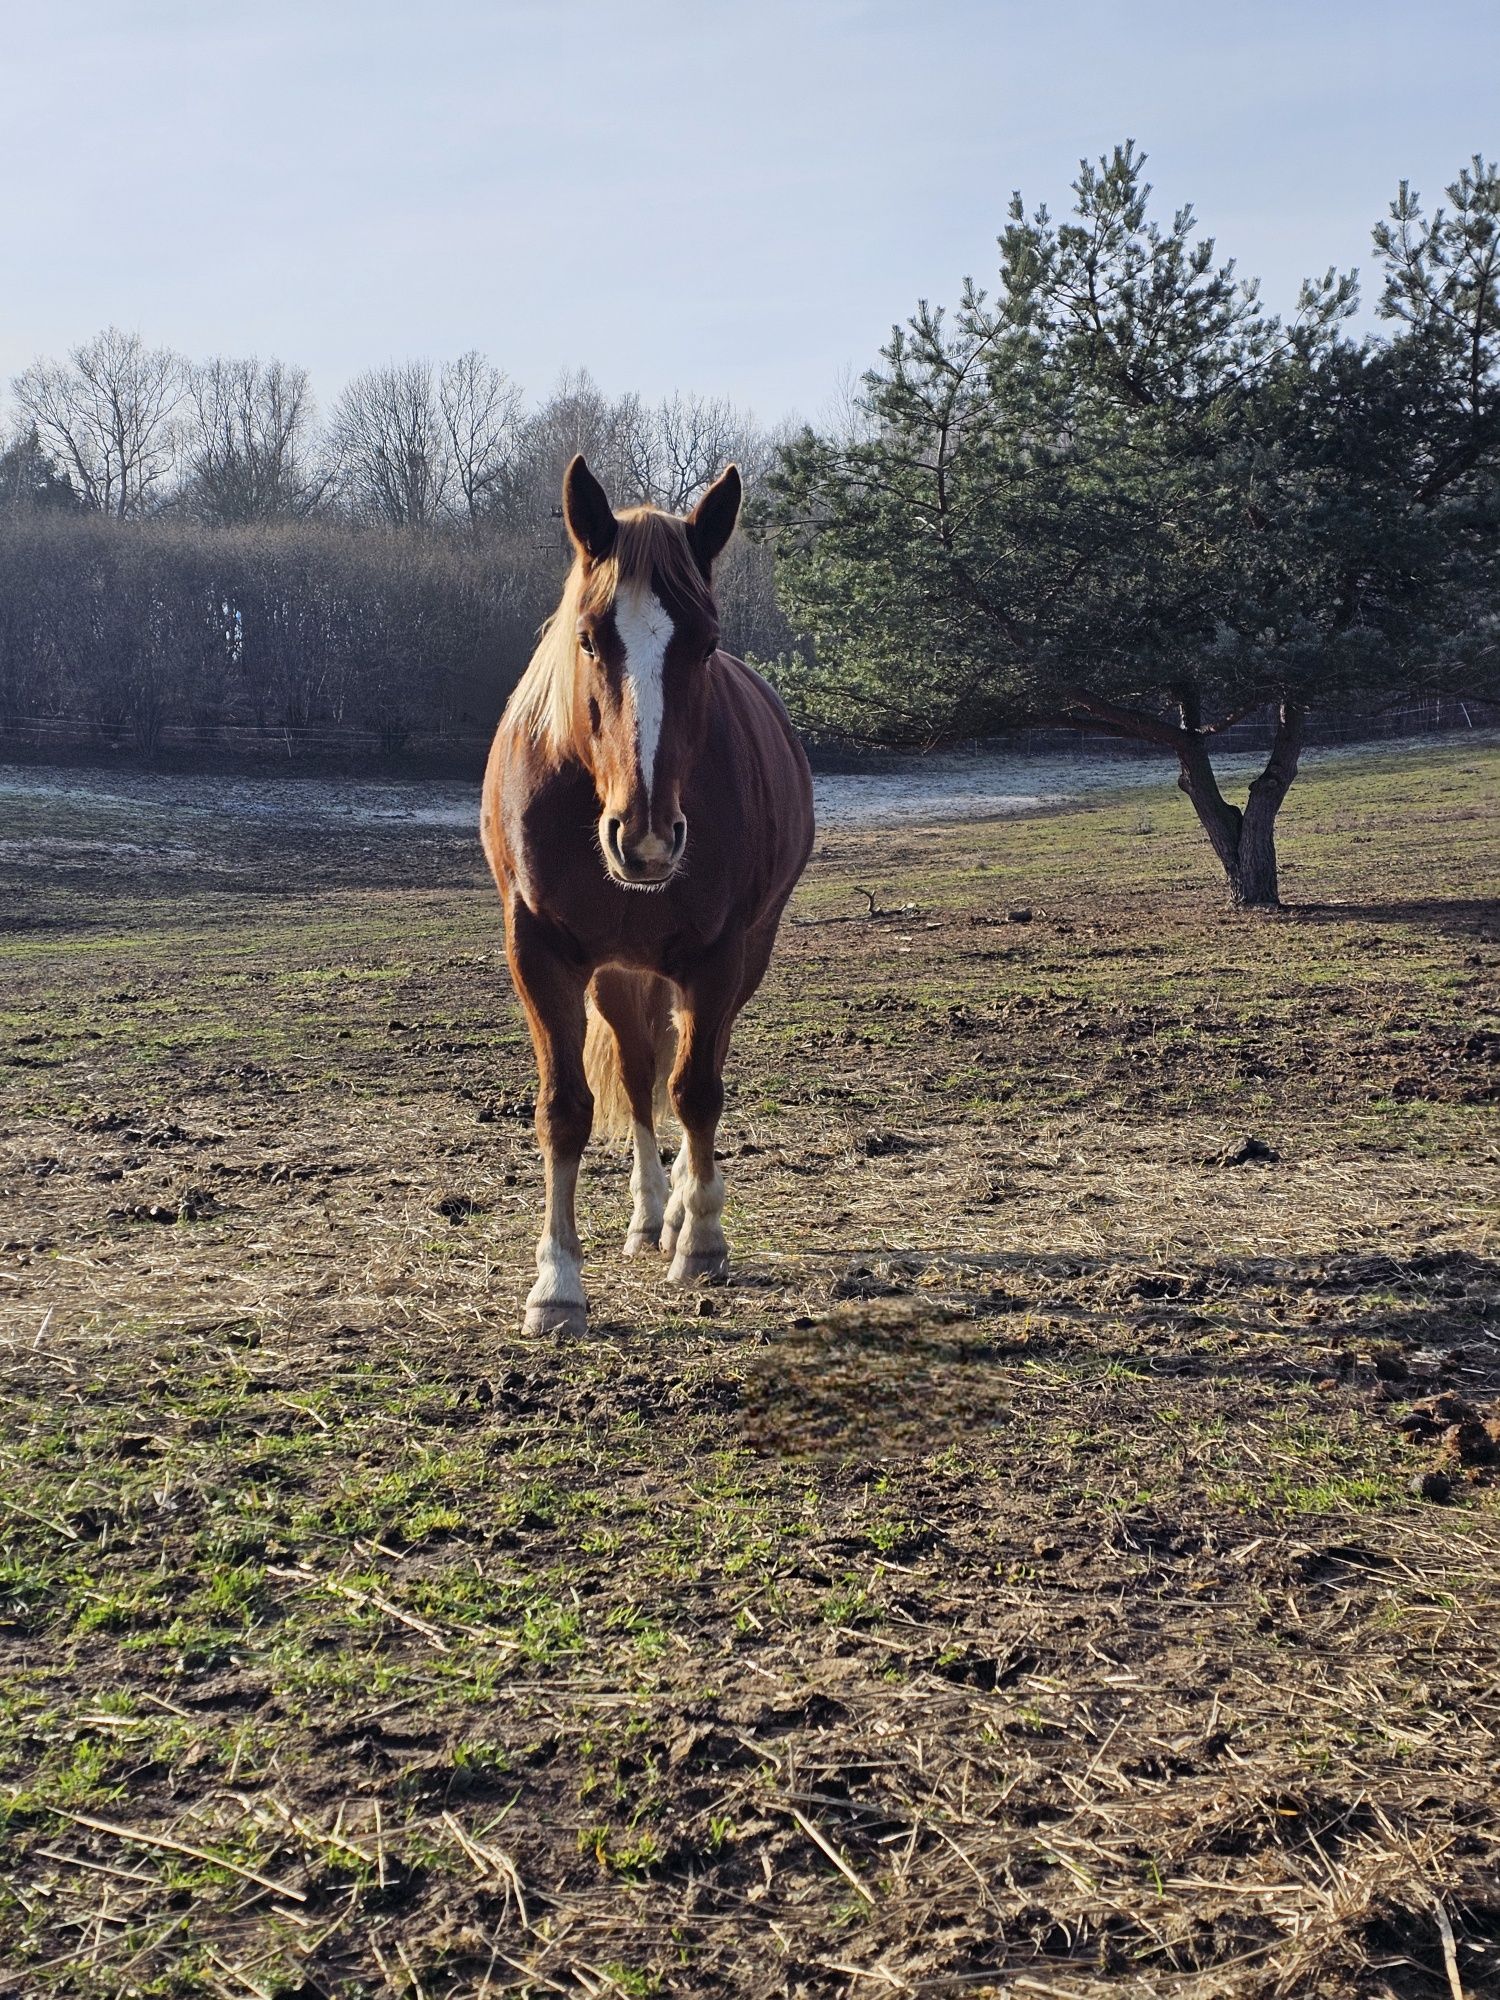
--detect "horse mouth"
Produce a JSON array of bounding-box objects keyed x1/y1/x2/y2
[{"x1": 605, "y1": 855, "x2": 678, "y2": 892}]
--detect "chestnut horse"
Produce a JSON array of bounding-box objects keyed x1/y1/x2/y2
[{"x1": 480, "y1": 456, "x2": 814, "y2": 1335}]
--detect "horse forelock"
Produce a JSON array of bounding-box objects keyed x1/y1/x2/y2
[{"x1": 509, "y1": 508, "x2": 713, "y2": 758}]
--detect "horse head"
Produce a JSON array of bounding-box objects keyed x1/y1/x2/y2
[{"x1": 560, "y1": 454, "x2": 740, "y2": 889}]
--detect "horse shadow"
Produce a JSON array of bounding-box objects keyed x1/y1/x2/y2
[
  {"x1": 734, "y1": 1244, "x2": 1500, "y2": 1464},
  {"x1": 1287, "y1": 897, "x2": 1498, "y2": 940}
]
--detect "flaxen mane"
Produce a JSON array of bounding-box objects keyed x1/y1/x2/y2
[{"x1": 508, "y1": 507, "x2": 715, "y2": 755}]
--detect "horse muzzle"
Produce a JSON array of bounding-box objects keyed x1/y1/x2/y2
[{"x1": 601, "y1": 813, "x2": 687, "y2": 889}]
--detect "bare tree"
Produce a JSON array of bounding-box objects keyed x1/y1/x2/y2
[
  {"x1": 520, "y1": 371, "x2": 641, "y2": 506},
  {"x1": 623, "y1": 391, "x2": 748, "y2": 511},
  {"x1": 327, "y1": 360, "x2": 450, "y2": 525},
  {"x1": 183, "y1": 356, "x2": 325, "y2": 522},
  {"x1": 12, "y1": 327, "x2": 186, "y2": 517},
  {"x1": 0, "y1": 335, "x2": 796, "y2": 762},
  {"x1": 439, "y1": 351, "x2": 523, "y2": 526}
]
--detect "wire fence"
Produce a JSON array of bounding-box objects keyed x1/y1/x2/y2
[
  {"x1": 1, "y1": 695, "x2": 1494, "y2": 775},
  {"x1": 0, "y1": 714, "x2": 496, "y2": 768}
]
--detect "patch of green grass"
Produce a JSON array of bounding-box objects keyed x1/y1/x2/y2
[{"x1": 0, "y1": 740, "x2": 1495, "y2": 1995}]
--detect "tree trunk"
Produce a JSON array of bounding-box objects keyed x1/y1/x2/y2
[{"x1": 1176, "y1": 703, "x2": 1306, "y2": 908}]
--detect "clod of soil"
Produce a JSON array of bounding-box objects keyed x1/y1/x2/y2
[
  {"x1": 1441, "y1": 1418, "x2": 1499, "y2": 1467},
  {"x1": 1206, "y1": 1135, "x2": 1282, "y2": 1167},
  {"x1": 1399, "y1": 1391, "x2": 1488, "y2": 1443},
  {"x1": 434, "y1": 1192, "x2": 488, "y2": 1223},
  {"x1": 475, "y1": 1092, "x2": 535, "y2": 1123},
  {"x1": 1410, "y1": 1468, "x2": 1454, "y2": 1502},
  {"x1": 858, "y1": 1129, "x2": 930, "y2": 1158}
]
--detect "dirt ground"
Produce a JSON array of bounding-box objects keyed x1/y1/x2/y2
[{"x1": 1, "y1": 744, "x2": 1497, "y2": 1999}]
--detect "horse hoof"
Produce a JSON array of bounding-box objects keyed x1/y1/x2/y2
[
  {"x1": 522, "y1": 1301, "x2": 588, "y2": 1336},
  {"x1": 667, "y1": 1248, "x2": 729, "y2": 1286},
  {"x1": 659, "y1": 1222, "x2": 680, "y2": 1258},
  {"x1": 623, "y1": 1228, "x2": 665, "y2": 1257}
]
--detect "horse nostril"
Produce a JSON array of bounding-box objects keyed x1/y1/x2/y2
[
  {"x1": 671, "y1": 819, "x2": 687, "y2": 857},
  {"x1": 604, "y1": 817, "x2": 624, "y2": 861}
]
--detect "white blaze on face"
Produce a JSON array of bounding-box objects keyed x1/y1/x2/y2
[{"x1": 613, "y1": 588, "x2": 673, "y2": 794}]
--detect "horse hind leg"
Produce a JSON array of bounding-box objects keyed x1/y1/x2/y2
[
  {"x1": 665, "y1": 922, "x2": 778, "y2": 1284},
  {"x1": 587, "y1": 970, "x2": 676, "y2": 1256},
  {"x1": 624, "y1": 1095, "x2": 672, "y2": 1257},
  {"x1": 660, "y1": 1135, "x2": 691, "y2": 1260},
  {"x1": 664, "y1": 1129, "x2": 725, "y2": 1284},
  {"x1": 664, "y1": 966, "x2": 747, "y2": 1286}
]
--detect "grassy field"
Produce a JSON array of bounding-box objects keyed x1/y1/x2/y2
[{"x1": 1, "y1": 743, "x2": 1497, "y2": 1999}]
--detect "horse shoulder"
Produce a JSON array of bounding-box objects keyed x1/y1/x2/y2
[
  {"x1": 715, "y1": 654, "x2": 813, "y2": 820},
  {"x1": 485, "y1": 725, "x2": 587, "y2": 904},
  {"x1": 697, "y1": 655, "x2": 814, "y2": 899}
]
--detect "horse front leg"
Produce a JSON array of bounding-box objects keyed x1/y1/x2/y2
[{"x1": 506, "y1": 905, "x2": 592, "y2": 1336}]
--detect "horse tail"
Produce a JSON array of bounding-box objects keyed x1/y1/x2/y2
[
  {"x1": 584, "y1": 971, "x2": 678, "y2": 1143},
  {"x1": 582, "y1": 1001, "x2": 634, "y2": 1141}
]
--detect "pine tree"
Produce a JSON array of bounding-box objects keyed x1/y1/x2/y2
[
  {"x1": 0, "y1": 425, "x2": 82, "y2": 514},
  {"x1": 771, "y1": 146, "x2": 1500, "y2": 907}
]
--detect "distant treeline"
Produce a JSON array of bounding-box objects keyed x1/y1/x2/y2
[
  {"x1": 4, "y1": 140, "x2": 1497, "y2": 826},
  {"x1": 0, "y1": 353, "x2": 791, "y2": 761}
]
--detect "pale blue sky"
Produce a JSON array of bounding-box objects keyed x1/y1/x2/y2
[{"x1": 4, "y1": 0, "x2": 1495, "y2": 425}]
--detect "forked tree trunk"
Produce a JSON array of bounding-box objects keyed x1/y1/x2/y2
[{"x1": 1176, "y1": 703, "x2": 1306, "y2": 908}]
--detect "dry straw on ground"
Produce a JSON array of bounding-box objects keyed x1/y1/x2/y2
[{"x1": 0, "y1": 743, "x2": 1497, "y2": 1997}]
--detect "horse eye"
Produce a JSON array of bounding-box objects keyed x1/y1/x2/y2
[{"x1": 578, "y1": 631, "x2": 596, "y2": 658}]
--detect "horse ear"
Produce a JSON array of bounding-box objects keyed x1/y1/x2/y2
[
  {"x1": 562, "y1": 454, "x2": 618, "y2": 564},
  {"x1": 686, "y1": 464, "x2": 742, "y2": 577}
]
